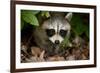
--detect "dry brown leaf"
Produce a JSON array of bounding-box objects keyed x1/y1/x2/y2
[
  {"x1": 21, "y1": 45, "x2": 27, "y2": 51},
  {"x1": 66, "y1": 55, "x2": 75, "y2": 60},
  {"x1": 81, "y1": 54, "x2": 87, "y2": 60},
  {"x1": 48, "y1": 55, "x2": 65, "y2": 61},
  {"x1": 38, "y1": 50, "x2": 45, "y2": 62},
  {"x1": 31, "y1": 47, "x2": 41, "y2": 56}
]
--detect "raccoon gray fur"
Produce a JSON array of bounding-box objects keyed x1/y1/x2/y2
[{"x1": 32, "y1": 12, "x2": 73, "y2": 56}]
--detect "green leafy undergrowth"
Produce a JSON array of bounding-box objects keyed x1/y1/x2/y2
[
  {"x1": 71, "y1": 14, "x2": 89, "y2": 38},
  {"x1": 21, "y1": 10, "x2": 51, "y2": 30},
  {"x1": 21, "y1": 10, "x2": 40, "y2": 29}
]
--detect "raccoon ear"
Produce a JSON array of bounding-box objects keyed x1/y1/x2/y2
[{"x1": 65, "y1": 13, "x2": 73, "y2": 21}]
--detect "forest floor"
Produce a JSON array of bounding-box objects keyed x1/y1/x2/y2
[{"x1": 21, "y1": 36, "x2": 89, "y2": 63}]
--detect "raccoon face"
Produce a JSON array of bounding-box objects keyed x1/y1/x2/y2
[
  {"x1": 42, "y1": 13, "x2": 73, "y2": 46},
  {"x1": 45, "y1": 29, "x2": 69, "y2": 45}
]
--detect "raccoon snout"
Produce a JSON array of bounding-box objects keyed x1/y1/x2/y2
[{"x1": 55, "y1": 40, "x2": 60, "y2": 45}]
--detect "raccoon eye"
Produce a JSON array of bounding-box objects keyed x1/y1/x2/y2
[
  {"x1": 46, "y1": 29, "x2": 55, "y2": 37},
  {"x1": 60, "y1": 30, "x2": 68, "y2": 37}
]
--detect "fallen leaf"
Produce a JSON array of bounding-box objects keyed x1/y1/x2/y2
[
  {"x1": 31, "y1": 47, "x2": 41, "y2": 56},
  {"x1": 48, "y1": 55, "x2": 65, "y2": 61}
]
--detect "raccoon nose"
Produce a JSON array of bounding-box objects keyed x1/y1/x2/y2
[{"x1": 55, "y1": 40, "x2": 60, "y2": 44}]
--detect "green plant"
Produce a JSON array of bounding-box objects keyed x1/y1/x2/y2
[
  {"x1": 21, "y1": 10, "x2": 50, "y2": 30},
  {"x1": 21, "y1": 10, "x2": 40, "y2": 29},
  {"x1": 71, "y1": 14, "x2": 89, "y2": 38}
]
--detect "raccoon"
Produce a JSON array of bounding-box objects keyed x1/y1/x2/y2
[{"x1": 32, "y1": 12, "x2": 73, "y2": 56}]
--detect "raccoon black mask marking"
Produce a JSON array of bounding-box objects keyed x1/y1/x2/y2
[
  {"x1": 33, "y1": 12, "x2": 73, "y2": 55},
  {"x1": 46, "y1": 29, "x2": 55, "y2": 37},
  {"x1": 46, "y1": 29, "x2": 68, "y2": 38}
]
